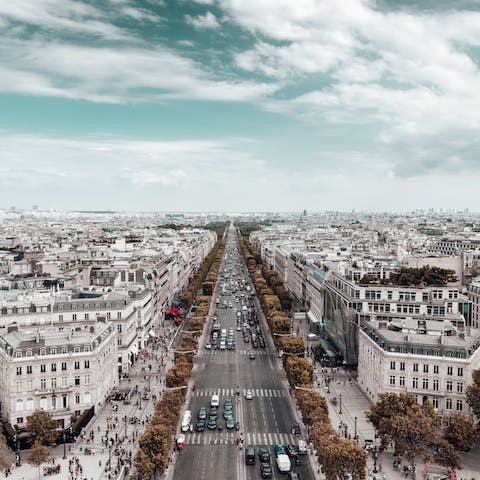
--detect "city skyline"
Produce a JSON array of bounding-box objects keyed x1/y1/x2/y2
[{"x1": 1, "y1": 0, "x2": 479, "y2": 212}]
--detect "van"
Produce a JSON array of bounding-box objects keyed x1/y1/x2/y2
[
  {"x1": 221, "y1": 329, "x2": 227, "y2": 337},
  {"x1": 210, "y1": 394, "x2": 219, "y2": 407},
  {"x1": 297, "y1": 439, "x2": 307, "y2": 455},
  {"x1": 181, "y1": 410, "x2": 192, "y2": 432}
]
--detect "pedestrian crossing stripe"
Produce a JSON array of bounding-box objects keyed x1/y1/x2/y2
[
  {"x1": 205, "y1": 350, "x2": 268, "y2": 355},
  {"x1": 192, "y1": 388, "x2": 286, "y2": 398},
  {"x1": 183, "y1": 432, "x2": 297, "y2": 446}
]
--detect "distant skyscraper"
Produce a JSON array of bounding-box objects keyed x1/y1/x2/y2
[
  {"x1": 32, "y1": 204, "x2": 38, "y2": 211},
  {"x1": 303, "y1": 209, "x2": 307, "y2": 217},
  {"x1": 10, "y1": 206, "x2": 16, "y2": 212}
]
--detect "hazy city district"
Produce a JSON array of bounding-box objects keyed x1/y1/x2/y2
[{"x1": 0, "y1": 211, "x2": 479, "y2": 480}]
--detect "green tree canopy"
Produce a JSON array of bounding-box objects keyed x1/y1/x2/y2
[{"x1": 444, "y1": 413, "x2": 478, "y2": 452}]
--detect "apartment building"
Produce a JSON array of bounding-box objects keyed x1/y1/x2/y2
[{"x1": 0, "y1": 320, "x2": 117, "y2": 430}]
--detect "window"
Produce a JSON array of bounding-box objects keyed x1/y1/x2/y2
[
  {"x1": 51, "y1": 397, "x2": 56, "y2": 409},
  {"x1": 84, "y1": 313, "x2": 89, "y2": 320},
  {"x1": 423, "y1": 364, "x2": 429, "y2": 373},
  {"x1": 74, "y1": 346, "x2": 80, "y2": 353},
  {"x1": 456, "y1": 400, "x2": 463, "y2": 411},
  {"x1": 446, "y1": 398, "x2": 452, "y2": 410},
  {"x1": 447, "y1": 366, "x2": 453, "y2": 375},
  {"x1": 62, "y1": 347, "x2": 68, "y2": 354},
  {"x1": 74, "y1": 376, "x2": 80, "y2": 386},
  {"x1": 422, "y1": 378, "x2": 429, "y2": 390},
  {"x1": 16, "y1": 366, "x2": 22, "y2": 375},
  {"x1": 74, "y1": 361, "x2": 80, "y2": 370},
  {"x1": 390, "y1": 361, "x2": 396, "y2": 370},
  {"x1": 72, "y1": 314, "x2": 77, "y2": 321},
  {"x1": 457, "y1": 382, "x2": 463, "y2": 393},
  {"x1": 16, "y1": 417, "x2": 24, "y2": 424},
  {"x1": 51, "y1": 363, "x2": 56, "y2": 372},
  {"x1": 50, "y1": 349, "x2": 56, "y2": 355},
  {"x1": 40, "y1": 378, "x2": 47, "y2": 390},
  {"x1": 85, "y1": 374, "x2": 90, "y2": 385},
  {"x1": 26, "y1": 380, "x2": 32, "y2": 391},
  {"x1": 16, "y1": 381, "x2": 22, "y2": 393},
  {"x1": 117, "y1": 325, "x2": 122, "y2": 333},
  {"x1": 117, "y1": 338, "x2": 122, "y2": 346},
  {"x1": 413, "y1": 363, "x2": 419, "y2": 372},
  {"x1": 432, "y1": 397, "x2": 439, "y2": 409},
  {"x1": 399, "y1": 376, "x2": 405, "y2": 387},
  {"x1": 51, "y1": 378, "x2": 57, "y2": 389},
  {"x1": 26, "y1": 365, "x2": 32, "y2": 374},
  {"x1": 40, "y1": 396, "x2": 47, "y2": 409},
  {"x1": 446, "y1": 380, "x2": 453, "y2": 392},
  {"x1": 389, "y1": 375, "x2": 396, "y2": 386},
  {"x1": 433, "y1": 379, "x2": 439, "y2": 391},
  {"x1": 117, "y1": 312, "x2": 122, "y2": 319},
  {"x1": 16, "y1": 400, "x2": 23, "y2": 412},
  {"x1": 75, "y1": 394, "x2": 80, "y2": 404},
  {"x1": 84, "y1": 360, "x2": 90, "y2": 369},
  {"x1": 412, "y1": 377, "x2": 418, "y2": 389},
  {"x1": 40, "y1": 364, "x2": 46, "y2": 373},
  {"x1": 26, "y1": 398, "x2": 34, "y2": 410},
  {"x1": 59, "y1": 314, "x2": 63, "y2": 322},
  {"x1": 400, "y1": 362, "x2": 405, "y2": 371},
  {"x1": 458, "y1": 367, "x2": 463, "y2": 377},
  {"x1": 62, "y1": 376, "x2": 67, "y2": 387},
  {"x1": 433, "y1": 365, "x2": 439, "y2": 374},
  {"x1": 61, "y1": 362, "x2": 67, "y2": 371}
]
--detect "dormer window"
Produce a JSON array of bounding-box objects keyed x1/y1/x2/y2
[
  {"x1": 40, "y1": 349, "x2": 46, "y2": 356},
  {"x1": 15, "y1": 351, "x2": 22, "y2": 358}
]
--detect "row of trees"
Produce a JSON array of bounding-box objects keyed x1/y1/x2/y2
[
  {"x1": 238, "y1": 233, "x2": 367, "y2": 479},
  {"x1": 135, "y1": 235, "x2": 226, "y2": 479},
  {"x1": 367, "y1": 391, "x2": 479, "y2": 474}
]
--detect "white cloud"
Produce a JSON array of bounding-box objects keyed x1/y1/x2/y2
[
  {"x1": 185, "y1": 11, "x2": 220, "y2": 30},
  {"x1": 0, "y1": 38, "x2": 277, "y2": 103}
]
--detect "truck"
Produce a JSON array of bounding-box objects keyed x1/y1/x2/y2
[
  {"x1": 274, "y1": 444, "x2": 291, "y2": 473},
  {"x1": 276, "y1": 454, "x2": 291, "y2": 473}
]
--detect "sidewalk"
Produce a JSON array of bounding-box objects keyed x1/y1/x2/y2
[{"x1": 3, "y1": 319, "x2": 179, "y2": 480}]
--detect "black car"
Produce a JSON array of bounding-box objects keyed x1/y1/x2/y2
[
  {"x1": 245, "y1": 446, "x2": 255, "y2": 465},
  {"x1": 260, "y1": 462, "x2": 272, "y2": 478},
  {"x1": 258, "y1": 448, "x2": 270, "y2": 463},
  {"x1": 195, "y1": 420, "x2": 206, "y2": 432},
  {"x1": 291, "y1": 423, "x2": 301, "y2": 435},
  {"x1": 287, "y1": 444, "x2": 300, "y2": 466},
  {"x1": 207, "y1": 418, "x2": 217, "y2": 430}
]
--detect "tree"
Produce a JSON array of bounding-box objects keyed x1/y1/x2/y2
[
  {"x1": 27, "y1": 441, "x2": 49, "y2": 480},
  {"x1": 136, "y1": 424, "x2": 170, "y2": 479},
  {"x1": 444, "y1": 413, "x2": 478, "y2": 452},
  {"x1": 285, "y1": 356, "x2": 313, "y2": 388},
  {"x1": 435, "y1": 440, "x2": 462, "y2": 471},
  {"x1": 279, "y1": 336, "x2": 305, "y2": 356},
  {"x1": 26, "y1": 409, "x2": 58, "y2": 446},
  {"x1": 295, "y1": 391, "x2": 329, "y2": 426},
  {"x1": 0, "y1": 431, "x2": 10, "y2": 473},
  {"x1": 388, "y1": 410, "x2": 440, "y2": 473},
  {"x1": 466, "y1": 368, "x2": 480, "y2": 420}
]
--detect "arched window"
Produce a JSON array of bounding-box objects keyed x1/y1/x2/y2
[{"x1": 26, "y1": 398, "x2": 34, "y2": 410}]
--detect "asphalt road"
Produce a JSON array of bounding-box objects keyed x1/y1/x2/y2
[{"x1": 172, "y1": 230, "x2": 315, "y2": 480}]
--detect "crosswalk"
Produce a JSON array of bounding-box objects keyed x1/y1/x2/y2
[
  {"x1": 192, "y1": 388, "x2": 286, "y2": 398},
  {"x1": 183, "y1": 431, "x2": 297, "y2": 446},
  {"x1": 205, "y1": 349, "x2": 269, "y2": 356}
]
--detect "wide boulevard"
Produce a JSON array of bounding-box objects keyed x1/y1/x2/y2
[{"x1": 172, "y1": 227, "x2": 315, "y2": 480}]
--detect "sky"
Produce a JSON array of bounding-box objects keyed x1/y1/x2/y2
[{"x1": 1, "y1": 0, "x2": 480, "y2": 212}]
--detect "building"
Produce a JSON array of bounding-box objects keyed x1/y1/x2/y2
[{"x1": 0, "y1": 320, "x2": 117, "y2": 430}]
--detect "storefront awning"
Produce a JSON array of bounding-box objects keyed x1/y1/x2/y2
[{"x1": 307, "y1": 310, "x2": 321, "y2": 324}]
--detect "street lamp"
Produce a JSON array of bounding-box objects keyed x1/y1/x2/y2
[
  {"x1": 124, "y1": 415, "x2": 128, "y2": 438},
  {"x1": 354, "y1": 416, "x2": 358, "y2": 441},
  {"x1": 372, "y1": 446, "x2": 379, "y2": 473},
  {"x1": 339, "y1": 394, "x2": 342, "y2": 414}
]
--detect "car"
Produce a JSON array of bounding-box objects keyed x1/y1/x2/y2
[
  {"x1": 243, "y1": 336, "x2": 250, "y2": 343},
  {"x1": 287, "y1": 473, "x2": 300, "y2": 480},
  {"x1": 224, "y1": 399, "x2": 233, "y2": 409},
  {"x1": 291, "y1": 423, "x2": 301, "y2": 435},
  {"x1": 195, "y1": 420, "x2": 206, "y2": 432},
  {"x1": 236, "y1": 324, "x2": 242, "y2": 331},
  {"x1": 245, "y1": 389, "x2": 253, "y2": 400},
  {"x1": 260, "y1": 462, "x2": 272, "y2": 478},
  {"x1": 249, "y1": 352, "x2": 255, "y2": 360},
  {"x1": 225, "y1": 418, "x2": 235, "y2": 429},
  {"x1": 211, "y1": 395, "x2": 219, "y2": 407},
  {"x1": 205, "y1": 343, "x2": 212, "y2": 350},
  {"x1": 259, "y1": 338, "x2": 266, "y2": 348},
  {"x1": 252, "y1": 341, "x2": 258, "y2": 349},
  {"x1": 258, "y1": 448, "x2": 270, "y2": 463},
  {"x1": 245, "y1": 446, "x2": 256, "y2": 465},
  {"x1": 223, "y1": 410, "x2": 233, "y2": 420},
  {"x1": 198, "y1": 407, "x2": 207, "y2": 420},
  {"x1": 287, "y1": 444, "x2": 298, "y2": 457},
  {"x1": 207, "y1": 418, "x2": 217, "y2": 430},
  {"x1": 274, "y1": 444, "x2": 286, "y2": 456},
  {"x1": 297, "y1": 440, "x2": 307, "y2": 455},
  {"x1": 209, "y1": 408, "x2": 218, "y2": 419},
  {"x1": 226, "y1": 342, "x2": 234, "y2": 350}
]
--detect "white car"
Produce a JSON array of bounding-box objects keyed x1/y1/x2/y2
[{"x1": 245, "y1": 389, "x2": 253, "y2": 400}]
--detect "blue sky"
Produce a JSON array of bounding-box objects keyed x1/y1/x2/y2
[{"x1": 1, "y1": 0, "x2": 480, "y2": 212}]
